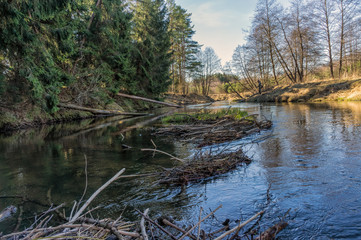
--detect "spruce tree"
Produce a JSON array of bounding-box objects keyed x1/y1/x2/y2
[
  {"x1": 69, "y1": 0, "x2": 134, "y2": 104},
  {"x1": 0, "y1": 0, "x2": 74, "y2": 111},
  {"x1": 131, "y1": 0, "x2": 172, "y2": 99},
  {"x1": 0, "y1": 0, "x2": 135, "y2": 110}
]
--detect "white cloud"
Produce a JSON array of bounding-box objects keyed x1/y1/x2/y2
[{"x1": 191, "y1": 2, "x2": 230, "y2": 28}]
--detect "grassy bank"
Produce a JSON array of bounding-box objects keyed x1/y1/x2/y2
[{"x1": 246, "y1": 78, "x2": 361, "y2": 103}]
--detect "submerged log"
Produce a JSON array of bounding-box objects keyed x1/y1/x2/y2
[
  {"x1": 58, "y1": 103, "x2": 148, "y2": 116},
  {"x1": 117, "y1": 92, "x2": 181, "y2": 108}
]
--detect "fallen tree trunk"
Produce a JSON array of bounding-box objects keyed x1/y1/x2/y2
[
  {"x1": 117, "y1": 92, "x2": 181, "y2": 108},
  {"x1": 58, "y1": 103, "x2": 148, "y2": 116}
]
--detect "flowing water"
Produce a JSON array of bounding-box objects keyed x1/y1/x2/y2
[{"x1": 1, "y1": 102, "x2": 361, "y2": 239}]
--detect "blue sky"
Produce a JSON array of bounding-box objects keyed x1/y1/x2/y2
[{"x1": 174, "y1": 0, "x2": 290, "y2": 65}]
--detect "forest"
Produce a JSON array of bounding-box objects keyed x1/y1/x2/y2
[
  {"x1": 0, "y1": 0, "x2": 361, "y2": 114},
  {"x1": 0, "y1": 0, "x2": 201, "y2": 114}
]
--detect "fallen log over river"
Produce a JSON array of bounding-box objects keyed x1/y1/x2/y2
[
  {"x1": 117, "y1": 92, "x2": 181, "y2": 108},
  {"x1": 58, "y1": 103, "x2": 149, "y2": 116}
]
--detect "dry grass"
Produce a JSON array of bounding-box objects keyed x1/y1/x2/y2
[{"x1": 246, "y1": 78, "x2": 361, "y2": 103}]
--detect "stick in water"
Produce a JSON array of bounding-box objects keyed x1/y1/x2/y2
[
  {"x1": 69, "y1": 168, "x2": 126, "y2": 223},
  {"x1": 178, "y1": 205, "x2": 222, "y2": 240},
  {"x1": 141, "y1": 148, "x2": 185, "y2": 163},
  {"x1": 213, "y1": 210, "x2": 264, "y2": 240},
  {"x1": 140, "y1": 208, "x2": 149, "y2": 240}
]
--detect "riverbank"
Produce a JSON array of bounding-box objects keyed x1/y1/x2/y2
[
  {"x1": 246, "y1": 78, "x2": 361, "y2": 103},
  {"x1": 0, "y1": 96, "x2": 172, "y2": 133},
  {"x1": 0, "y1": 92, "x2": 215, "y2": 133}
]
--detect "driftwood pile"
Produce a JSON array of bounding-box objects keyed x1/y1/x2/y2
[
  {"x1": 0, "y1": 169, "x2": 140, "y2": 240},
  {"x1": 146, "y1": 113, "x2": 272, "y2": 185},
  {"x1": 0, "y1": 205, "x2": 288, "y2": 240},
  {"x1": 155, "y1": 116, "x2": 272, "y2": 147},
  {"x1": 1, "y1": 216, "x2": 138, "y2": 239},
  {"x1": 157, "y1": 149, "x2": 251, "y2": 185},
  {"x1": 1, "y1": 167, "x2": 288, "y2": 240},
  {"x1": 138, "y1": 206, "x2": 287, "y2": 240}
]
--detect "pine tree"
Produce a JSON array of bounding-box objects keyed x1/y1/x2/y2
[{"x1": 167, "y1": 0, "x2": 201, "y2": 94}]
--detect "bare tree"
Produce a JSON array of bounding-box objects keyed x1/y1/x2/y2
[
  {"x1": 231, "y1": 45, "x2": 259, "y2": 93},
  {"x1": 201, "y1": 47, "x2": 221, "y2": 95},
  {"x1": 254, "y1": 0, "x2": 283, "y2": 85},
  {"x1": 335, "y1": 0, "x2": 359, "y2": 78},
  {"x1": 313, "y1": 0, "x2": 336, "y2": 79}
]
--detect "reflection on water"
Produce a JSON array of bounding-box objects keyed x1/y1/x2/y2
[{"x1": 1, "y1": 102, "x2": 361, "y2": 239}]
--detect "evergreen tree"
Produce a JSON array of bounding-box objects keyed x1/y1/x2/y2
[
  {"x1": 131, "y1": 0, "x2": 172, "y2": 98},
  {"x1": 0, "y1": 0, "x2": 135, "y2": 110},
  {"x1": 70, "y1": 0, "x2": 135, "y2": 104},
  {"x1": 0, "y1": 0, "x2": 75, "y2": 111},
  {"x1": 167, "y1": 0, "x2": 201, "y2": 95}
]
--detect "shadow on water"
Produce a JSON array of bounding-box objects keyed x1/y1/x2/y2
[{"x1": 1, "y1": 102, "x2": 361, "y2": 239}]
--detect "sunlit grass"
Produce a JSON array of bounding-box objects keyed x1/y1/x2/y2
[{"x1": 161, "y1": 108, "x2": 252, "y2": 124}]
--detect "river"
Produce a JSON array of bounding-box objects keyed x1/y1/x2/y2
[{"x1": 1, "y1": 102, "x2": 361, "y2": 239}]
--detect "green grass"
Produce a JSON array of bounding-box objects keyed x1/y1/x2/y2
[
  {"x1": 161, "y1": 108, "x2": 251, "y2": 124},
  {"x1": 161, "y1": 114, "x2": 193, "y2": 124}
]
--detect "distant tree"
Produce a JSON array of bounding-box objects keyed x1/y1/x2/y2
[
  {"x1": 334, "y1": 0, "x2": 359, "y2": 78},
  {"x1": 231, "y1": 45, "x2": 259, "y2": 93},
  {"x1": 271, "y1": 0, "x2": 320, "y2": 82},
  {"x1": 254, "y1": 0, "x2": 283, "y2": 85},
  {"x1": 233, "y1": 0, "x2": 361, "y2": 85},
  {"x1": 200, "y1": 47, "x2": 221, "y2": 95},
  {"x1": 219, "y1": 62, "x2": 244, "y2": 98},
  {"x1": 313, "y1": 0, "x2": 336, "y2": 79}
]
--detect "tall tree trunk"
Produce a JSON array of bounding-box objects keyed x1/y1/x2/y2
[
  {"x1": 265, "y1": 2, "x2": 279, "y2": 85},
  {"x1": 339, "y1": 0, "x2": 345, "y2": 78},
  {"x1": 324, "y1": 0, "x2": 335, "y2": 79}
]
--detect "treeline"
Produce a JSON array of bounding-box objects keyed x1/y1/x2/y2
[
  {"x1": 230, "y1": 0, "x2": 361, "y2": 94},
  {"x1": 0, "y1": 0, "x2": 200, "y2": 112}
]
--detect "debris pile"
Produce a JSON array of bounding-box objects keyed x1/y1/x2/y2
[
  {"x1": 158, "y1": 149, "x2": 251, "y2": 185},
  {"x1": 155, "y1": 111, "x2": 272, "y2": 147}
]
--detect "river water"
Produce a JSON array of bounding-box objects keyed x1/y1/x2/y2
[{"x1": 1, "y1": 102, "x2": 361, "y2": 239}]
